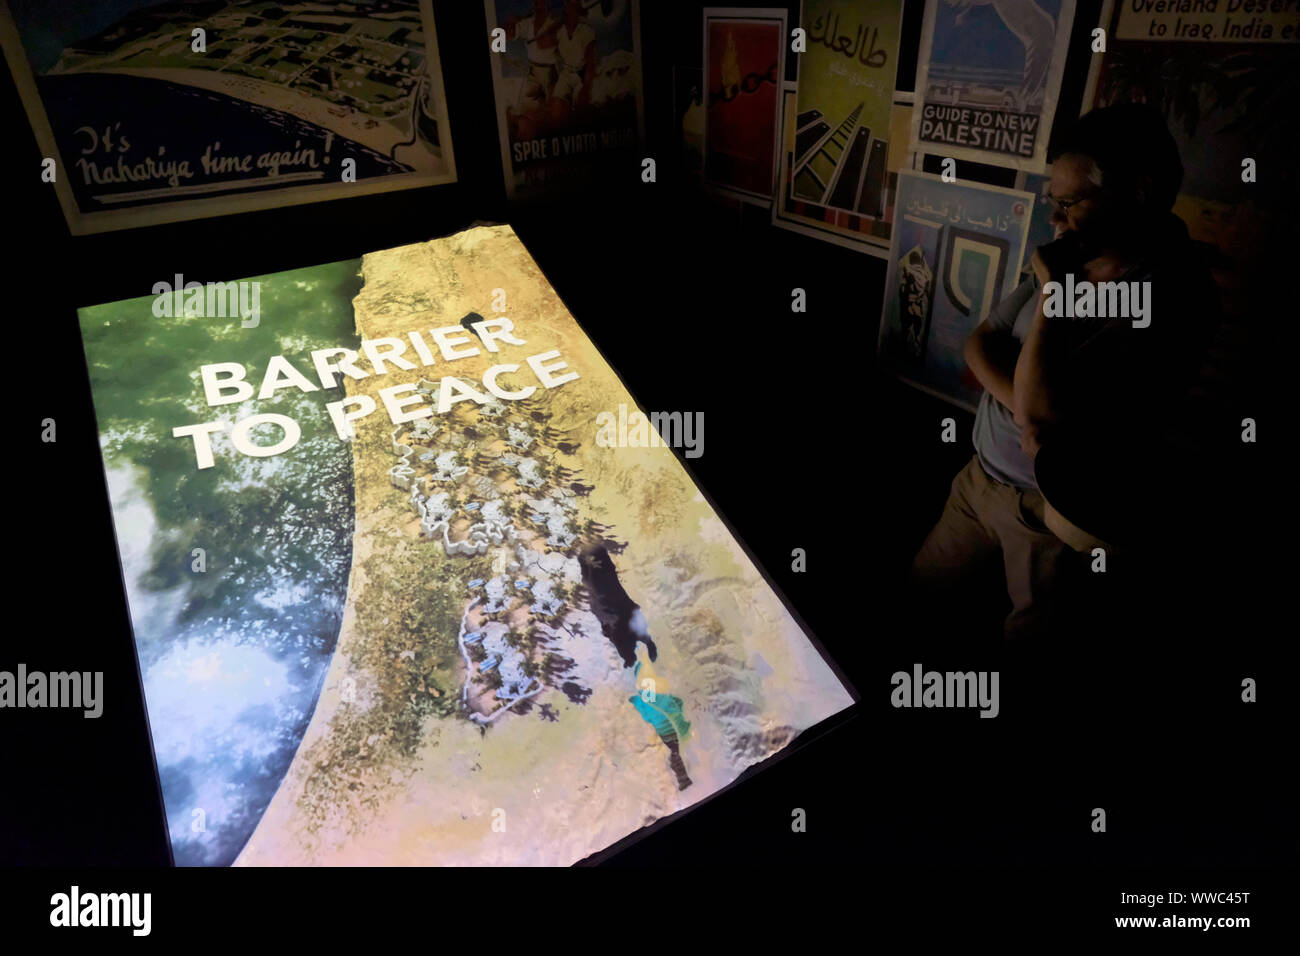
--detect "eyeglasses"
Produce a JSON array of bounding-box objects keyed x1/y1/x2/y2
[{"x1": 1050, "y1": 195, "x2": 1086, "y2": 214}]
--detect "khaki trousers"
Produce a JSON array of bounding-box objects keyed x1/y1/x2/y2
[{"x1": 911, "y1": 455, "x2": 1074, "y2": 641}]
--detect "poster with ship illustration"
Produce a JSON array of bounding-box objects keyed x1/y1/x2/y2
[
  {"x1": 76, "y1": 224, "x2": 855, "y2": 866},
  {"x1": 0, "y1": 0, "x2": 456, "y2": 235},
  {"x1": 911, "y1": 0, "x2": 1076, "y2": 172},
  {"x1": 772, "y1": 0, "x2": 905, "y2": 255},
  {"x1": 484, "y1": 0, "x2": 644, "y2": 200},
  {"x1": 702, "y1": 8, "x2": 785, "y2": 203},
  {"x1": 878, "y1": 171, "x2": 1032, "y2": 411}
]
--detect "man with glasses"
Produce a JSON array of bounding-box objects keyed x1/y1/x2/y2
[{"x1": 909, "y1": 104, "x2": 1219, "y2": 642}]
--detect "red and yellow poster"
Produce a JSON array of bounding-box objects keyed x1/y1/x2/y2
[{"x1": 703, "y1": 8, "x2": 786, "y2": 202}]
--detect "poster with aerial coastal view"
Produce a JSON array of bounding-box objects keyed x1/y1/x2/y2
[
  {"x1": 0, "y1": 0, "x2": 456, "y2": 234},
  {"x1": 911, "y1": 0, "x2": 1076, "y2": 172},
  {"x1": 76, "y1": 224, "x2": 855, "y2": 866},
  {"x1": 485, "y1": 0, "x2": 644, "y2": 199}
]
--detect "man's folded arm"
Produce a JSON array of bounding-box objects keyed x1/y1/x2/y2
[
  {"x1": 965, "y1": 275, "x2": 1037, "y2": 413},
  {"x1": 1012, "y1": 294, "x2": 1069, "y2": 458},
  {"x1": 964, "y1": 320, "x2": 1018, "y2": 410}
]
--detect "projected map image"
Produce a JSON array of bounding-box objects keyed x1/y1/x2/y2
[
  {"x1": 80, "y1": 226, "x2": 853, "y2": 866},
  {"x1": 77, "y1": 260, "x2": 364, "y2": 866},
  {"x1": 384, "y1": 374, "x2": 693, "y2": 788},
  {"x1": 236, "y1": 228, "x2": 853, "y2": 865}
]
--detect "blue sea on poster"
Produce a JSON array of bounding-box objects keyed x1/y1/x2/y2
[{"x1": 1021, "y1": 171, "x2": 1057, "y2": 273}]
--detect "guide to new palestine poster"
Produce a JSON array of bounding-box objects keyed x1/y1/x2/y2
[
  {"x1": 77, "y1": 225, "x2": 855, "y2": 866},
  {"x1": 911, "y1": 0, "x2": 1076, "y2": 172}
]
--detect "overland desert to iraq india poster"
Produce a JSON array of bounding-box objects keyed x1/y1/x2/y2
[
  {"x1": 485, "y1": 0, "x2": 644, "y2": 199},
  {"x1": 1084, "y1": 0, "x2": 1300, "y2": 321},
  {"x1": 912, "y1": 0, "x2": 1076, "y2": 172},
  {"x1": 0, "y1": 0, "x2": 456, "y2": 234},
  {"x1": 76, "y1": 225, "x2": 855, "y2": 866},
  {"x1": 773, "y1": 0, "x2": 905, "y2": 253}
]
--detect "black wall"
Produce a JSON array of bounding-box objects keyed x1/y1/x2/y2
[{"x1": 2, "y1": 0, "x2": 1287, "y2": 876}]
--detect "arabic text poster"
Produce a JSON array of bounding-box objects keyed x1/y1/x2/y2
[
  {"x1": 485, "y1": 0, "x2": 645, "y2": 200},
  {"x1": 879, "y1": 172, "x2": 1032, "y2": 411},
  {"x1": 0, "y1": 0, "x2": 456, "y2": 234},
  {"x1": 77, "y1": 225, "x2": 855, "y2": 865},
  {"x1": 773, "y1": 0, "x2": 905, "y2": 252},
  {"x1": 912, "y1": 0, "x2": 1076, "y2": 172},
  {"x1": 703, "y1": 8, "x2": 785, "y2": 202},
  {"x1": 1016, "y1": 168, "x2": 1057, "y2": 276}
]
